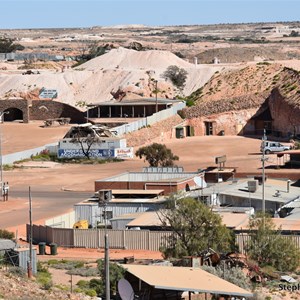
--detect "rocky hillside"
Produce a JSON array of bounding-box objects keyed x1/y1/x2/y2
[
  {"x1": 275, "y1": 67, "x2": 300, "y2": 108},
  {"x1": 0, "y1": 268, "x2": 94, "y2": 300},
  {"x1": 182, "y1": 62, "x2": 297, "y2": 118}
]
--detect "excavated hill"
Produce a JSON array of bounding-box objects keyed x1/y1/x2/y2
[
  {"x1": 275, "y1": 67, "x2": 300, "y2": 108},
  {"x1": 183, "y1": 62, "x2": 286, "y2": 118},
  {"x1": 0, "y1": 48, "x2": 232, "y2": 108},
  {"x1": 78, "y1": 47, "x2": 193, "y2": 70}
]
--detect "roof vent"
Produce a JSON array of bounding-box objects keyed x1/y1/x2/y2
[{"x1": 248, "y1": 180, "x2": 259, "y2": 193}]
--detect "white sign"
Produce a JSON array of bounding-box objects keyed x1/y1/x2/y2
[{"x1": 115, "y1": 147, "x2": 133, "y2": 159}]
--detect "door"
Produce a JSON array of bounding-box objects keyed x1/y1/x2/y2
[{"x1": 205, "y1": 122, "x2": 213, "y2": 136}]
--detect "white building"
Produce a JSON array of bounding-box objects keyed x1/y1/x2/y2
[{"x1": 57, "y1": 123, "x2": 133, "y2": 159}]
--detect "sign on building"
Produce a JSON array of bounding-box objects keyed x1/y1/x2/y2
[
  {"x1": 115, "y1": 148, "x2": 133, "y2": 159},
  {"x1": 58, "y1": 149, "x2": 115, "y2": 158}
]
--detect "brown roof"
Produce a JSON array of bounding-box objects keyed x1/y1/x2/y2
[
  {"x1": 235, "y1": 218, "x2": 300, "y2": 231},
  {"x1": 123, "y1": 264, "x2": 253, "y2": 297},
  {"x1": 219, "y1": 212, "x2": 250, "y2": 229},
  {"x1": 127, "y1": 211, "x2": 250, "y2": 229}
]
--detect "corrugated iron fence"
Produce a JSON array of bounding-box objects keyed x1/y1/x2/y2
[
  {"x1": 28, "y1": 225, "x2": 173, "y2": 251},
  {"x1": 28, "y1": 225, "x2": 300, "y2": 253},
  {"x1": 236, "y1": 234, "x2": 300, "y2": 254}
]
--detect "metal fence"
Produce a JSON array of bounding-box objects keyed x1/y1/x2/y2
[
  {"x1": 113, "y1": 102, "x2": 185, "y2": 136},
  {"x1": 28, "y1": 225, "x2": 300, "y2": 254},
  {"x1": 28, "y1": 225, "x2": 173, "y2": 251},
  {"x1": 235, "y1": 233, "x2": 300, "y2": 254}
]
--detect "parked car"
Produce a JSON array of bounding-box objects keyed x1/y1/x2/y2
[
  {"x1": 260, "y1": 141, "x2": 291, "y2": 154},
  {"x1": 22, "y1": 70, "x2": 40, "y2": 75}
]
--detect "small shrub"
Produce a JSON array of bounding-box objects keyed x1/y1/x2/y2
[
  {"x1": 76, "y1": 280, "x2": 90, "y2": 289},
  {"x1": 67, "y1": 267, "x2": 99, "y2": 277},
  {"x1": 8, "y1": 267, "x2": 26, "y2": 277},
  {"x1": 202, "y1": 263, "x2": 250, "y2": 290},
  {"x1": 37, "y1": 264, "x2": 53, "y2": 290},
  {"x1": 0, "y1": 229, "x2": 14, "y2": 240},
  {"x1": 85, "y1": 289, "x2": 97, "y2": 297}
]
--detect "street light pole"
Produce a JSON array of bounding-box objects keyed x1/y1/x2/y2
[
  {"x1": 261, "y1": 129, "x2": 268, "y2": 224},
  {"x1": 155, "y1": 80, "x2": 158, "y2": 113},
  {"x1": 28, "y1": 186, "x2": 33, "y2": 278}
]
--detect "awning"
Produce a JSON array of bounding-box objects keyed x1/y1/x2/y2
[{"x1": 123, "y1": 264, "x2": 253, "y2": 297}]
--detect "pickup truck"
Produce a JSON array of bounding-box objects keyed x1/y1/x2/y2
[{"x1": 260, "y1": 141, "x2": 291, "y2": 154}]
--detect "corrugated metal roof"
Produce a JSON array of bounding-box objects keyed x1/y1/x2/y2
[
  {"x1": 123, "y1": 264, "x2": 253, "y2": 297},
  {"x1": 97, "y1": 171, "x2": 199, "y2": 182},
  {"x1": 127, "y1": 212, "x2": 163, "y2": 227},
  {"x1": 235, "y1": 218, "x2": 300, "y2": 231},
  {"x1": 0, "y1": 239, "x2": 16, "y2": 250},
  {"x1": 219, "y1": 212, "x2": 250, "y2": 229},
  {"x1": 126, "y1": 211, "x2": 250, "y2": 230},
  {"x1": 111, "y1": 189, "x2": 164, "y2": 195},
  {"x1": 88, "y1": 98, "x2": 183, "y2": 106}
]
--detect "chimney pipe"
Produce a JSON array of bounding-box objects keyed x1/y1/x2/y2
[{"x1": 287, "y1": 180, "x2": 291, "y2": 193}]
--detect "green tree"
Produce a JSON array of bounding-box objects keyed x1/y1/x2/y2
[
  {"x1": 246, "y1": 213, "x2": 300, "y2": 272},
  {"x1": 162, "y1": 65, "x2": 188, "y2": 91},
  {"x1": 0, "y1": 37, "x2": 24, "y2": 53},
  {"x1": 159, "y1": 197, "x2": 233, "y2": 258},
  {"x1": 0, "y1": 229, "x2": 14, "y2": 240},
  {"x1": 135, "y1": 143, "x2": 179, "y2": 167},
  {"x1": 97, "y1": 260, "x2": 125, "y2": 296}
]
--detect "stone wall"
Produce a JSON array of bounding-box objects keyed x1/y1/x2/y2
[
  {"x1": 187, "y1": 109, "x2": 257, "y2": 136},
  {"x1": 0, "y1": 99, "x2": 29, "y2": 123},
  {"x1": 0, "y1": 99, "x2": 85, "y2": 123},
  {"x1": 30, "y1": 100, "x2": 85, "y2": 123}
]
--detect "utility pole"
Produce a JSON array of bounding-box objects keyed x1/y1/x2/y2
[
  {"x1": 98, "y1": 190, "x2": 112, "y2": 300},
  {"x1": 261, "y1": 129, "x2": 268, "y2": 224},
  {"x1": 28, "y1": 186, "x2": 33, "y2": 278}
]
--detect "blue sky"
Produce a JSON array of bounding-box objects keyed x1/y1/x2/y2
[{"x1": 0, "y1": 0, "x2": 299, "y2": 29}]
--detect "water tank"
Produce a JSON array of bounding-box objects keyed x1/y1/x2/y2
[{"x1": 248, "y1": 180, "x2": 259, "y2": 193}]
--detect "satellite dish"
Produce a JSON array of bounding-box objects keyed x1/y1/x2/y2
[
  {"x1": 118, "y1": 278, "x2": 134, "y2": 300},
  {"x1": 193, "y1": 176, "x2": 207, "y2": 188}
]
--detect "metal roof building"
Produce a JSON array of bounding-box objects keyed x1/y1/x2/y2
[
  {"x1": 95, "y1": 169, "x2": 202, "y2": 195},
  {"x1": 74, "y1": 189, "x2": 167, "y2": 227},
  {"x1": 87, "y1": 98, "x2": 184, "y2": 119},
  {"x1": 123, "y1": 264, "x2": 253, "y2": 298},
  {"x1": 218, "y1": 178, "x2": 300, "y2": 212}
]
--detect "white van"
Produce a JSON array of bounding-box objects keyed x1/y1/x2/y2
[{"x1": 260, "y1": 141, "x2": 290, "y2": 154}]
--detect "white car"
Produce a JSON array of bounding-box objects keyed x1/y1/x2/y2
[{"x1": 261, "y1": 141, "x2": 291, "y2": 154}]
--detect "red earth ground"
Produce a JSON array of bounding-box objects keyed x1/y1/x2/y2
[{"x1": 1, "y1": 121, "x2": 299, "y2": 259}]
